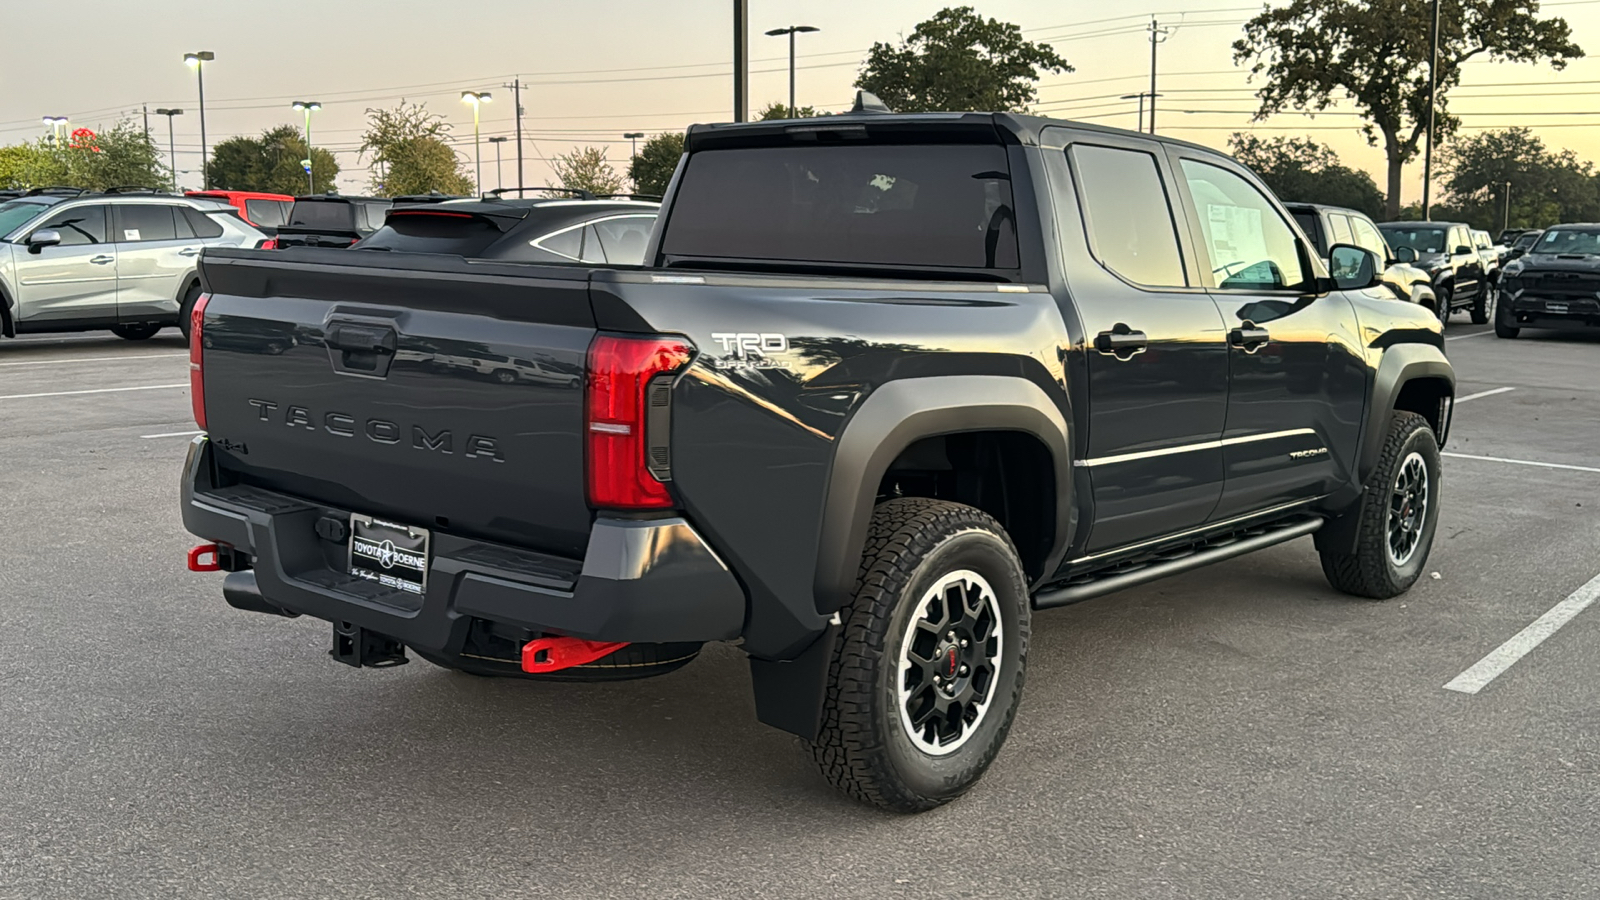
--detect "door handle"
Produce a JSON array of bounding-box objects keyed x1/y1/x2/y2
[
  {"x1": 1093, "y1": 326, "x2": 1148, "y2": 359},
  {"x1": 178, "y1": 247, "x2": 202, "y2": 257},
  {"x1": 1229, "y1": 325, "x2": 1271, "y2": 352},
  {"x1": 90, "y1": 255, "x2": 114, "y2": 265}
]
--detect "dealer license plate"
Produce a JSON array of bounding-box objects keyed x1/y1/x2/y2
[
  {"x1": 1546, "y1": 302, "x2": 1570, "y2": 313},
  {"x1": 348, "y1": 514, "x2": 430, "y2": 595}
]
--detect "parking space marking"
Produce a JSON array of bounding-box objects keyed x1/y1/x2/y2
[
  {"x1": 1443, "y1": 451, "x2": 1600, "y2": 475},
  {"x1": 1445, "y1": 571, "x2": 1600, "y2": 694},
  {"x1": 0, "y1": 383, "x2": 186, "y2": 401},
  {"x1": 0, "y1": 353, "x2": 185, "y2": 368},
  {"x1": 1444, "y1": 329, "x2": 1494, "y2": 342},
  {"x1": 1455, "y1": 386, "x2": 1515, "y2": 403},
  {"x1": 141, "y1": 430, "x2": 203, "y2": 439}
]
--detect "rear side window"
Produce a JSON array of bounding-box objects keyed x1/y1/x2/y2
[
  {"x1": 183, "y1": 207, "x2": 226, "y2": 239},
  {"x1": 1068, "y1": 144, "x2": 1186, "y2": 288},
  {"x1": 287, "y1": 201, "x2": 353, "y2": 230},
  {"x1": 33, "y1": 204, "x2": 107, "y2": 246},
  {"x1": 662, "y1": 144, "x2": 1019, "y2": 270},
  {"x1": 533, "y1": 225, "x2": 582, "y2": 260},
  {"x1": 1179, "y1": 160, "x2": 1305, "y2": 291},
  {"x1": 116, "y1": 205, "x2": 178, "y2": 242},
  {"x1": 590, "y1": 214, "x2": 656, "y2": 265},
  {"x1": 357, "y1": 213, "x2": 503, "y2": 256},
  {"x1": 579, "y1": 225, "x2": 607, "y2": 264},
  {"x1": 245, "y1": 199, "x2": 289, "y2": 228}
]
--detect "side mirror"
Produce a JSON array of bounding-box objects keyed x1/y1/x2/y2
[
  {"x1": 1328, "y1": 243, "x2": 1380, "y2": 291},
  {"x1": 27, "y1": 230, "x2": 62, "y2": 253},
  {"x1": 1393, "y1": 245, "x2": 1417, "y2": 264},
  {"x1": 1454, "y1": 245, "x2": 1473, "y2": 256}
]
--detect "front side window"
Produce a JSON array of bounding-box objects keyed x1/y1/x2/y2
[
  {"x1": 0, "y1": 200, "x2": 57, "y2": 238},
  {"x1": 1178, "y1": 160, "x2": 1305, "y2": 291},
  {"x1": 1068, "y1": 144, "x2": 1187, "y2": 288},
  {"x1": 33, "y1": 204, "x2": 107, "y2": 246},
  {"x1": 116, "y1": 205, "x2": 179, "y2": 242}
]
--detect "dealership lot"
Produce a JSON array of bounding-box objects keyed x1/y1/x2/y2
[{"x1": 0, "y1": 325, "x2": 1596, "y2": 899}]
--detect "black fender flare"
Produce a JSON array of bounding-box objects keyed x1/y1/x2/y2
[
  {"x1": 1359, "y1": 342, "x2": 1455, "y2": 482},
  {"x1": 812, "y1": 375, "x2": 1074, "y2": 615}
]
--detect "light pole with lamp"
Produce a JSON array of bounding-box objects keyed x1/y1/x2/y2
[
  {"x1": 487, "y1": 136, "x2": 508, "y2": 192},
  {"x1": 41, "y1": 116, "x2": 68, "y2": 147},
  {"x1": 763, "y1": 25, "x2": 819, "y2": 116},
  {"x1": 291, "y1": 101, "x2": 321, "y2": 193},
  {"x1": 623, "y1": 132, "x2": 644, "y2": 158},
  {"x1": 460, "y1": 91, "x2": 492, "y2": 194},
  {"x1": 155, "y1": 109, "x2": 183, "y2": 190},
  {"x1": 183, "y1": 51, "x2": 215, "y2": 188}
]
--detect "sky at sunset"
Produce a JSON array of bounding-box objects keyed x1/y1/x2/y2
[{"x1": 7, "y1": 0, "x2": 1599, "y2": 204}]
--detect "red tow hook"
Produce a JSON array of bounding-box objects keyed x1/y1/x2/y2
[
  {"x1": 521, "y1": 637, "x2": 629, "y2": 674},
  {"x1": 187, "y1": 544, "x2": 222, "y2": 572}
]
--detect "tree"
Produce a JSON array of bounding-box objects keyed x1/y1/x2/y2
[
  {"x1": 359, "y1": 101, "x2": 474, "y2": 197},
  {"x1": 627, "y1": 132, "x2": 684, "y2": 196},
  {"x1": 1234, "y1": 0, "x2": 1582, "y2": 219},
  {"x1": 757, "y1": 103, "x2": 822, "y2": 120},
  {"x1": 1229, "y1": 134, "x2": 1386, "y2": 218},
  {"x1": 552, "y1": 146, "x2": 625, "y2": 195},
  {"x1": 855, "y1": 6, "x2": 1071, "y2": 113},
  {"x1": 6, "y1": 122, "x2": 169, "y2": 191},
  {"x1": 1438, "y1": 127, "x2": 1600, "y2": 230},
  {"x1": 208, "y1": 125, "x2": 339, "y2": 195}
]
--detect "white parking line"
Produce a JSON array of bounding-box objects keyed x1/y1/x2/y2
[
  {"x1": 141, "y1": 430, "x2": 203, "y2": 439},
  {"x1": 0, "y1": 353, "x2": 185, "y2": 368},
  {"x1": 1443, "y1": 451, "x2": 1600, "y2": 475},
  {"x1": 0, "y1": 383, "x2": 186, "y2": 401},
  {"x1": 1445, "y1": 329, "x2": 1494, "y2": 342},
  {"x1": 1455, "y1": 386, "x2": 1515, "y2": 403},
  {"x1": 1445, "y1": 571, "x2": 1600, "y2": 694}
]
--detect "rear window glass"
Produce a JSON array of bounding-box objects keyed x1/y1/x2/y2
[
  {"x1": 245, "y1": 199, "x2": 289, "y2": 228},
  {"x1": 355, "y1": 213, "x2": 503, "y2": 256},
  {"x1": 1379, "y1": 225, "x2": 1450, "y2": 255},
  {"x1": 662, "y1": 144, "x2": 1019, "y2": 270},
  {"x1": 287, "y1": 201, "x2": 355, "y2": 230}
]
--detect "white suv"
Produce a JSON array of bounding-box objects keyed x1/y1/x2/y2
[{"x1": 0, "y1": 189, "x2": 265, "y2": 341}]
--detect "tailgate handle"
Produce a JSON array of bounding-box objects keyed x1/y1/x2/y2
[{"x1": 325, "y1": 323, "x2": 397, "y2": 377}]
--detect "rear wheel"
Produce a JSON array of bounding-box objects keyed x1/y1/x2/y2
[
  {"x1": 177, "y1": 282, "x2": 202, "y2": 341},
  {"x1": 1319, "y1": 412, "x2": 1441, "y2": 599},
  {"x1": 1434, "y1": 286, "x2": 1452, "y2": 323},
  {"x1": 111, "y1": 323, "x2": 161, "y2": 341},
  {"x1": 807, "y1": 498, "x2": 1029, "y2": 813},
  {"x1": 1471, "y1": 281, "x2": 1493, "y2": 325},
  {"x1": 412, "y1": 641, "x2": 701, "y2": 682}
]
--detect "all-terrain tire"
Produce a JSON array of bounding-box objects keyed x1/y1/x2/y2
[
  {"x1": 1471, "y1": 281, "x2": 1492, "y2": 325},
  {"x1": 1494, "y1": 297, "x2": 1520, "y2": 339},
  {"x1": 412, "y1": 641, "x2": 701, "y2": 682},
  {"x1": 807, "y1": 497, "x2": 1030, "y2": 813},
  {"x1": 1434, "y1": 286, "x2": 1452, "y2": 323},
  {"x1": 1319, "y1": 412, "x2": 1442, "y2": 599}
]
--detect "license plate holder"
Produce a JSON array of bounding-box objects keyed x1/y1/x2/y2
[
  {"x1": 348, "y1": 514, "x2": 430, "y2": 595},
  {"x1": 1547, "y1": 301, "x2": 1570, "y2": 313}
]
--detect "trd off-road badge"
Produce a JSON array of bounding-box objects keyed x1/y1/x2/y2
[{"x1": 707, "y1": 332, "x2": 791, "y2": 370}]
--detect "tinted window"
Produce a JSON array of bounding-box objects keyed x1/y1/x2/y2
[
  {"x1": 245, "y1": 199, "x2": 289, "y2": 228},
  {"x1": 1378, "y1": 225, "x2": 1449, "y2": 255},
  {"x1": 1291, "y1": 210, "x2": 1321, "y2": 250},
  {"x1": 1514, "y1": 231, "x2": 1542, "y2": 250},
  {"x1": 287, "y1": 201, "x2": 354, "y2": 230},
  {"x1": 1537, "y1": 229, "x2": 1600, "y2": 255},
  {"x1": 1350, "y1": 216, "x2": 1389, "y2": 259},
  {"x1": 356, "y1": 213, "x2": 503, "y2": 256},
  {"x1": 117, "y1": 205, "x2": 179, "y2": 242},
  {"x1": 590, "y1": 214, "x2": 656, "y2": 265},
  {"x1": 662, "y1": 144, "x2": 1019, "y2": 270},
  {"x1": 360, "y1": 203, "x2": 391, "y2": 233},
  {"x1": 533, "y1": 225, "x2": 582, "y2": 260},
  {"x1": 1068, "y1": 144, "x2": 1186, "y2": 287},
  {"x1": 183, "y1": 207, "x2": 226, "y2": 239},
  {"x1": 0, "y1": 199, "x2": 58, "y2": 237},
  {"x1": 1179, "y1": 160, "x2": 1305, "y2": 291},
  {"x1": 580, "y1": 225, "x2": 607, "y2": 263},
  {"x1": 1327, "y1": 213, "x2": 1355, "y2": 246},
  {"x1": 33, "y1": 204, "x2": 107, "y2": 246}
]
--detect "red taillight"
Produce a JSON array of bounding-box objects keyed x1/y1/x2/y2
[
  {"x1": 257, "y1": 238, "x2": 278, "y2": 250},
  {"x1": 586, "y1": 334, "x2": 694, "y2": 509},
  {"x1": 189, "y1": 293, "x2": 211, "y2": 430}
]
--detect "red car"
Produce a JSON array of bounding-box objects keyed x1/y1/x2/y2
[{"x1": 185, "y1": 190, "x2": 294, "y2": 234}]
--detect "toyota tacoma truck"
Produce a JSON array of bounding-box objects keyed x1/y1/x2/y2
[{"x1": 182, "y1": 107, "x2": 1455, "y2": 813}]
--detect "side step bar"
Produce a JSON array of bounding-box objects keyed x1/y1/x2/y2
[{"x1": 1033, "y1": 517, "x2": 1323, "y2": 609}]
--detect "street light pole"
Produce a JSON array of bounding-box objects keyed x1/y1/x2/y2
[
  {"x1": 461, "y1": 91, "x2": 492, "y2": 195},
  {"x1": 1422, "y1": 0, "x2": 1441, "y2": 219},
  {"x1": 488, "y1": 136, "x2": 508, "y2": 192},
  {"x1": 292, "y1": 101, "x2": 321, "y2": 194},
  {"x1": 1503, "y1": 181, "x2": 1513, "y2": 233},
  {"x1": 155, "y1": 109, "x2": 183, "y2": 191},
  {"x1": 623, "y1": 132, "x2": 644, "y2": 158},
  {"x1": 42, "y1": 116, "x2": 68, "y2": 147},
  {"x1": 764, "y1": 25, "x2": 821, "y2": 116},
  {"x1": 183, "y1": 51, "x2": 215, "y2": 188},
  {"x1": 1120, "y1": 93, "x2": 1147, "y2": 132},
  {"x1": 502, "y1": 78, "x2": 524, "y2": 194}
]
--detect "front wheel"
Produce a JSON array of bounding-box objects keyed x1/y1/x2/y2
[
  {"x1": 1319, "y1": 412, "x2": 1441, "y2": 599},
  {"x1": 807, "y1": 498, "x2": 1030, "y2": 813},
  {"x1": 111, "y1": 323, "x2": 161, "y2": 341},
  {"x1": 1494, "y1": 298, "x2": 1520, "y2": 339},
  {"x1": 1471, "y1": 282, "x2": 1493, "y2": 325},
  {"x1": 1433, "y1": 286, "x2": 1452, "y2": 323}
]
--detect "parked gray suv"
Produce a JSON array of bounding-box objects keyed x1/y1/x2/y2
[{"x1": 0, "y1": 190, "x2": 264, "y2": 341}]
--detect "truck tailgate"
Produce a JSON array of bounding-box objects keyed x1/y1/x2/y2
[{"x1": 198, "y1": 248, "x2": 596, "y2": 558}]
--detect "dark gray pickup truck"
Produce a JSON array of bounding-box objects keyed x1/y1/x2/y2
[{"x1": 182, "y1": 109, "x2": 1455, "y2": 812}]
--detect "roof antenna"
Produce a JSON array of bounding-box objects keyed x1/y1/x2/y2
[{"x1": 851, "y1": 91, "x2": 894, "y2": 115}]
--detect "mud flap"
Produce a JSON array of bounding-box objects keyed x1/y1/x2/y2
[{"x1": 748, "y1": 623, "x2": 838, "y2": 741}]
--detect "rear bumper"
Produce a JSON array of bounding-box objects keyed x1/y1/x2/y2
[{"x1": 180, "y1": 437, "x2": 746, "y2": 652}]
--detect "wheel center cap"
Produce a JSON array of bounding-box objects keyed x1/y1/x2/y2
[{"x1": 940, "y1": 643, "x2": 961, "y2": 680}]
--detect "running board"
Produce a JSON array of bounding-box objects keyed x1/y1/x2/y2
[{"x1": 1032, "y1": 517, "x2": 1323, "y2": 609}]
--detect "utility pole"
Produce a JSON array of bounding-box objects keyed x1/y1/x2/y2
[
  {"x1": 142, "y1": 105, "x2": 150, "y2": 142},
  {"x1": 1422, "y1": 0, "x2": 1441, "y2": 219},
  {"x1": 733, "y1": 0, "x2": 749, "y2": 122},
  {"x1": 503, "y1": 78, "x2": 524, "y2": 194},
  {"x1": 1147, "y1": 18, "x2": 1173, "y2": 134}
]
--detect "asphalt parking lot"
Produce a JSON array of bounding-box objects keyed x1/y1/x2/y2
[{"x1": 1, "y1": 322, "x2": 1597, "y2": 899}]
